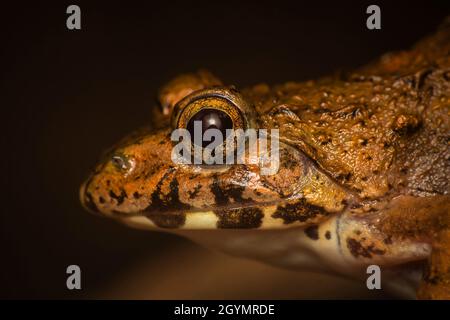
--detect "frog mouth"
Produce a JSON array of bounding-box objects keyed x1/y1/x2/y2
[
  {"x1": 139, "y1": 198, "x2": 286, "y2": 217},
  {"x1": 113, "y1": 198, "x2": 282, "y2": 218}
]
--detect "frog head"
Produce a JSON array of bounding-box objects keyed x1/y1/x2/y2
[{"x1": 80, "y1": 71, "x2": 354, "y2": 230}]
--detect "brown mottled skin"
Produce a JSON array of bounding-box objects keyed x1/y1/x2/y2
[{"x1": 81, "y1": 20, "x2": 450, "y2": 299}]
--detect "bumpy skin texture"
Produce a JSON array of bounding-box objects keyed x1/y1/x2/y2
[{"x1": 81, "y1": 20, "x2": 450, "y2": 298}]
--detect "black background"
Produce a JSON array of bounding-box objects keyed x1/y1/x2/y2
[{"x1": 1, "y1": 1, "x2": 449, "y2": 299}]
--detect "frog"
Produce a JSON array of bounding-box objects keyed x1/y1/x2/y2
[{"x1": 80, "y1": 19, "x2": 450, "y2": 299}]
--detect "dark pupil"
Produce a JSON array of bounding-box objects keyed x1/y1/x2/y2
[{"x1": 186, "y1": 108, "x2": 233, "y2": 147}]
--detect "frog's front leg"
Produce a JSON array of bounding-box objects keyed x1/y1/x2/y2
[
  {"x1": 373, "y1": 195, "x2": 450, "y2": 299},
  {"x1": 417, "y1": 230, "x2": 450, "y2": 299}
]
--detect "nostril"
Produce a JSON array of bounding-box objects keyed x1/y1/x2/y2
[
  {"x1": 111, "y1": 154, "x2": 131, "y2": 171},
  {"x1": 110, "y1": 153, "x2": 137, "y2": 176},
  {"x1": 111, "y1": 155, "x2": 125, "y2": 169}
]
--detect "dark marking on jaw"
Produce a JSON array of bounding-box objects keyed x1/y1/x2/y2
[
  {"x1": 133, "y1": 191, "x2": 142, "y2": 199},
  {"x1": 215, "y1": 207, "x2": 264, "y2": 228},
  {"x1": 210, "y1": 178, "x2": 228, "y2": 205},
  {"x1": 167, "y1": 178, "x2": 190, "y2": 210},
  {"x1": 133, "y1": 192, "x2": 141, "y2": 199},
  {"x1": 188, "y1": 184, "x2": 202, "y2": 199},
  {"x1": 147, "y1": 213, "x2": 186, "y2": 228},
  {"x1": 210, "y1": 174, "x2": 251, "y2": 206},
  {"x1": 84, "y1": 191, "x2": 99, "y2": 213},
  {"x1": 146, "y1": 168, "x2": 188, "y2": 209},
  {"x1": 272, "y1": 199, "x2": 329, "y2": 224},
  {"x1": 304, "y1": 225, "x2": 319, "y2": 240},
  {"x1": 346, "y1": 237, "x2": 386, "y2": 258},
  {"x1": 142, "y1": 168, "x2": 189, "y2": 228},
  {"x1": 149, "y1": 169, "x2": 173, "y2": 206},
  {"x1": 109, "y1": 189, "x2": 127, "y2": 205}
]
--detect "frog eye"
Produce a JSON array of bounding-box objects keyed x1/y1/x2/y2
[
  {"x1": 171, "y1": 87, "x2": 256, "y2": 145},
  {"x1": 186, "y1": 108, "x2": 234, "y2": 147}
]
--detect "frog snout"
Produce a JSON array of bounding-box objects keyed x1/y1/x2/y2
[{"x1": 79, "y1": 179, "x2": 99, "y2": 214}]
